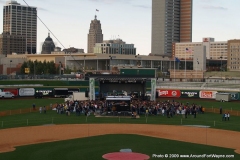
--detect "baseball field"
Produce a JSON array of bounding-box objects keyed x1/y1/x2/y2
[{"x1": 0, "y1": 98, "x2": 240, "y2": 160}]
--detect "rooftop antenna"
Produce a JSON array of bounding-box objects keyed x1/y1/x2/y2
[{"x1": 95, "y1": 9, "x2": 99, "y2": 19}]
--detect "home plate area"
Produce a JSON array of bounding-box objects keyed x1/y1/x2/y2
[{"x1": 102, "y1": 149, "x2": 150, "y2": 160}]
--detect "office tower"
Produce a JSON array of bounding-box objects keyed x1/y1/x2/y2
[
  {"x1": 227, "y1": 39, "x2": 240, "y2": 71},
  {"x1": 41, "y1": 33, "x2": 55, "y2": 54},
  {"x1": 3, "y1": 0, "x2": 37, "y2": 54},
  {"x1": 151, "y1": 0, "x2": 192, "y2": 56},
  {"x1": 0, "y1": 32, "x2": 26, "y2": 56},
  {"x1": 87, "y1": 15, "x2": 103, "y2": 53},
  {"x1": 94, "y1": 39, "x2": 136, "y2": 55}
]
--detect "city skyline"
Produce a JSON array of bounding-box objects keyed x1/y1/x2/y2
[{"x1": 0, "y1": 0, "x2": 239, "y2": 55}]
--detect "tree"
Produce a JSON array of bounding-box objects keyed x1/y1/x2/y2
[
  {"x1": 64, "y1": 66, "x2": 72, "y2": 74},
  {"x1": 20, "y1": 60, "x2": 58, "y2": 75},
  {"x1": 48, "y1": 61, "x2": 57, "y2": 74},
  {"x1": 20, "y1": 61, "x2": 28, "y2": 74}
]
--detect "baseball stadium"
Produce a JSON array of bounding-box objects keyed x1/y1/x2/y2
[{"x1": 1, "y1": 69, "x2": 240, "y2": 160}]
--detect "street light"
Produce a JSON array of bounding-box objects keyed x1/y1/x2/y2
[
  {"x1": 10, "y1": 60, "x2": 12, "y2": 79},
  {"x1": 34, "y1": 60, "x2": 36, "y2": 79},
  {"x1": 59, "y1": 61, "x2": 61, "y2": 76},
  {"x1": 135, "y1": 54, "x2": 140, "y2": 66},
  {"x1": 219, "y1": 56, "x2": 223, "y2": 78},
  {"x1": 109, "y1": 55, "x2": 112, "y2": 72},
  {"x1": 83, "y1": 55, "x2": 86, "y2": 72},
  {"x1": 196, "y1": 58, "x2": 199, "y2": 81}
]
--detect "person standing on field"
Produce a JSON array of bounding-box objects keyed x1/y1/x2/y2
[
  {"x1": 33, "y1": 103, "x2": 36, "y2": 110},
  {"x1": 43, "y1": 106, "x2": 46, "y2": 114},
  {"x1": 224, "y1": 112, "x2": 227, "y2": 121}
]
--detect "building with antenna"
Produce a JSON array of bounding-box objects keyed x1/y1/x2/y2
[
  {"x1": 87, "y1": 15, "x2": 103, "y2": 53},
  {"x1": 94, "y1": 39, "x2": 136, "y2": 55},
  {"x1": 41, "y1": 33, "x2": 55, "y2": 54},
  {"x1": 3, "y1": 0, "x2": 37, "y2": 54}
]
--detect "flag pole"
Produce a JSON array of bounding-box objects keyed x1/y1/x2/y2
[
  {"x1": 195, "y1": 60, "x2": 197, "y2": 80},
  {"x1": 185, "y1": 50, "x2": 186, "y2": 81},
  {"x1": 174, "y1": 57, "x2": 175, "y2": 82}
]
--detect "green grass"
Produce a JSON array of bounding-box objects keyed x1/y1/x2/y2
[
  {"x1": 0, "y1": 80, "x2": 68, "y2": 86},
  {"x1": 1, "y1": 98, "x2": 240, "y2": 159},
  {"x1": 0, "y1": 134, "x2": 238, "y2": 160},
  {"x1": 1, "y1": 110, "x2": 240, "y2": 132},
  {"x1": 158, "y1": 98, "x2": 240, "y2": 111},
  {"x1": 0, "y1": 98, "x2": 240, "y2": 131},
  {"x1": 1, "y1": 98, "x2": 240, "y2": 112},
  {"x1": 0, "y1": 98, "x2": 64, "y2": 111}
]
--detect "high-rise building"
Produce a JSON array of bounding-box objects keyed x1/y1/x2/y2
[
  {"x1": 0, "y1": 32, "x2": 26, "y2": 56},
  {"x1": 94, "y1": 39, "x2": 136, "y2": 55},
  {"x1": 151, "y1": 0, "x2": 192, "y2": 56},
  {"x1": 3, "y1": 0, "x2": 37, "y2": 54},
  {"x1": 87, "y1": 15, "x2": 103, "y2": 53},
  {"x1": 227, "y1": 39, "x2": 240, "y2": 71}
]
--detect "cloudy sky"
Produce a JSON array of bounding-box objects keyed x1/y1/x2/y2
[{"x1": 0, "y1": 0, "x2": 239, "y2": 55}]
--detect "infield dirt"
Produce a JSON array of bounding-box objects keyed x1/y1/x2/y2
[{"x1": 0, "y1": 124, "x2": 240, "y2": 154}]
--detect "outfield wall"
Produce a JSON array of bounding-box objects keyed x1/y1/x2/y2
[
  {"x1": 0, "y1": 87, "x2": 239, "y2": 101},
  {"x1": 157, "y1": 89, "x2": 240, "y2": 100}
]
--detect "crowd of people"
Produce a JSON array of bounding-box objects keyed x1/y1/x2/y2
[{"x1": 53, "y1": 99, "x2": 205, "y2": 118}]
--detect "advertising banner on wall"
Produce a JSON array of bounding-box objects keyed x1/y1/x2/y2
[
  {"x1": 199, "y1": 91, "x2": 218, "y2": 99},
  {"x1": 180, "y1": 90, "x2": 199, "y2": 98},
  {"x1": 230, "y1": 92, "x2": 239, "y2": 100},
  {"x1": 158, "y1": 90, "x2": 181, "y2": 98},
  {"x1": 218, "y1": 92, "x2": 240, "y2": 100},
  {"x1": 35, "y1": 88, "x2": 53, "y2": 96},
  {"x1": 3, "y1": 88, "x2": 18, "y2": 96},
  {"x1": 19, "y1": 88, "x2": 35, "y2": 96}
]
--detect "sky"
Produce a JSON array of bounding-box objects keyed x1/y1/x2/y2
[{"x1": 0, "y1": 0, "x2": 239, "y2": 55}]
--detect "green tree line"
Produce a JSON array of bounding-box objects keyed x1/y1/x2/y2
[{"x1": 20, "y1": 60, "x2": 57, "y2": 74}]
